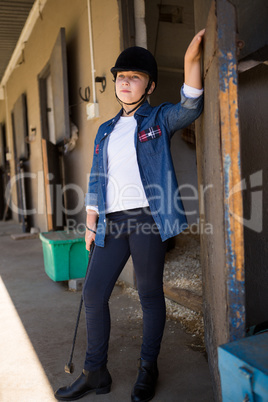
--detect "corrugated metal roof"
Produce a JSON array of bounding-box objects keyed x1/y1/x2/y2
[{"x1": 0, "y1": 0, "x2": 35, "y2": 82}]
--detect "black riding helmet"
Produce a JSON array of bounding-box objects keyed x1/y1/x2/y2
[
  {"x1": 111, "y1": 46, "x2": 158, "y2": 89},
  {"x1": 111, "y1": 46, "x2": 158, "y2": 114}
]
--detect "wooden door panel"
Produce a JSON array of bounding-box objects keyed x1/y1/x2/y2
[
  {"x1": 42, "y1": 139, "x2": 63, "y2": 231},
  {"x1": 49, "y1": 27, "x2": 70, "y2": 145}
]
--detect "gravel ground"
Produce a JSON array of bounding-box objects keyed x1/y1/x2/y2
[{"x1": 164, "y1": 231, "x2": 202, "y2": 296}]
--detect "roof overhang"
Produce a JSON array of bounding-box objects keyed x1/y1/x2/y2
[{"x1": 0, "y1": 0, "x2": 48, "y2": 99}]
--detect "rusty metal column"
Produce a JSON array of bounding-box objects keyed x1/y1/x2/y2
[
  {"x1": 195, "y1": 0, "x2": 245, "y2": 399},
  {"x1": 217, "y1": 0, "x2": 245, "y2": 341}
]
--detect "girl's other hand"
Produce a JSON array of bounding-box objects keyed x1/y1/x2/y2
[
  {"x1": 85, "y1": 227, "x2": 95, "y2": 251},
  {"x1": 85, "y1": 209, "x2": 98, "y2": 251}
]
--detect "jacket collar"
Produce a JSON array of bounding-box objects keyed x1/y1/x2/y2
[{"x1": 134, "y1": 101, "x2": 152, "y2": 117}]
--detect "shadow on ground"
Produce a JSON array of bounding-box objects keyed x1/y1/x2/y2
[{"x1": 0, "y1": 221, "x2": 214, "y2": 401}]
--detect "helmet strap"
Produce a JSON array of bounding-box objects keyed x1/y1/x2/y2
[{"x1": 115, "y1": 79, "x2": 153, "y2": 116}]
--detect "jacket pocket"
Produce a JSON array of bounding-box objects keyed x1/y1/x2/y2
[{"x1": 138, "y1": 125, "x2": 162, "y2": 142}]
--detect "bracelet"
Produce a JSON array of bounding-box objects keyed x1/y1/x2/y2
[{"x1": 86, "y1": 225, "x2": 96, "y2": 234}]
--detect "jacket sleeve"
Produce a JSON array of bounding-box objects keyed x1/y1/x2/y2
[
  {"x1": 84, "y1": 135, "x2": 99, "y2": 209},
  {"x1": 163, "y1": 87, "x2": 204, "y2": 138}
]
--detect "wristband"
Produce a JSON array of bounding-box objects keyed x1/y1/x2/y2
[{"x1": 86, "y1": 225, "x2": 96, "y2": 234}]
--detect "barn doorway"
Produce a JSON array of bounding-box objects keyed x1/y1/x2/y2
[{"x1": 144, "y1": 0, "x2": 203, "y2": 339}]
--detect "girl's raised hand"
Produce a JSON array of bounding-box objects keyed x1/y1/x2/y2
[
  {"x1": 184, "y1": 29, "x2": 205, "y2": 89},
  {"x1": 185, "y1": 29, "x2": 205, "y2": 64}
]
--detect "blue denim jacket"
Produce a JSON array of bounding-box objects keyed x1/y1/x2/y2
[{"x1": 85, "y1": 88, "x2": 203, "y2": 247}]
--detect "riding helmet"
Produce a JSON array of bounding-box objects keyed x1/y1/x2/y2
[{"x1": 111, "y1": 46, "x2": 158, "y2": 89}]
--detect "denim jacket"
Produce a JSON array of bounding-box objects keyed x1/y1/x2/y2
[{"x1": 85, "y1": 88, "x2": 203, "y2": 247}]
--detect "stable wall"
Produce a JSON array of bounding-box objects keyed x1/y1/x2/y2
[
  {"x1": 0, "y1": 0, "x2": 121, "y2": 231},
  {"x1": 64, "y1": 0, "x2": 121, "y2": 227}
]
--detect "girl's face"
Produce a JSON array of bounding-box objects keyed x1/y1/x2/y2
[{"x1": 115, "y1": 71, "x2": 155, "y2": 115}]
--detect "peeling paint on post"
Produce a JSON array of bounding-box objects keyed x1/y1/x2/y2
[
  {"x1": 196, "y1": 0, "x2": 247, "y2": 397},
  {"x1": 217, "y1": 0, "x2": 245, "y2": 341}
]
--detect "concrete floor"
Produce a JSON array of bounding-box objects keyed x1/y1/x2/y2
[{"x1": 0, "y1": 220, "x2": 214, "y2": 402}]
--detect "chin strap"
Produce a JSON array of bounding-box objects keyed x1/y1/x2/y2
[{"x1": 115, "y1": 79, "x2": 153, "y2": 115}]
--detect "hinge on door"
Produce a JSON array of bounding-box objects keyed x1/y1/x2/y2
[{"x1": 239, "y1": 366, "x2": 255, "y2": 402}]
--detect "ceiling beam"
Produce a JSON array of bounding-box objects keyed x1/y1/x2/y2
[{"x1": 0, "y1": 0, "x2": 48, "y2": 96}]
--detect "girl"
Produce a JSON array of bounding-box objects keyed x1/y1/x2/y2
[{"x1": 55, "y1": 29, "x2": 205, "y2": 402}]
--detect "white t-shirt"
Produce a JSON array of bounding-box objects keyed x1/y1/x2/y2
[{"x1": 105, "y1": 115, "x2": 149, "y2": 213}]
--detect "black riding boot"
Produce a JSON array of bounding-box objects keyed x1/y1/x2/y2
[
  {"x1": 131, "y1": 359, "x2": 158, "y2": 402},
  {"x1": 54, "y1": 365, "x2": 112, "y2": 401}
]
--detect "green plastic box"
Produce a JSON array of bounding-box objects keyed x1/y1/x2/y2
[{"x1": 39, "y1": 230, "x2": 89, "y2": 281}]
